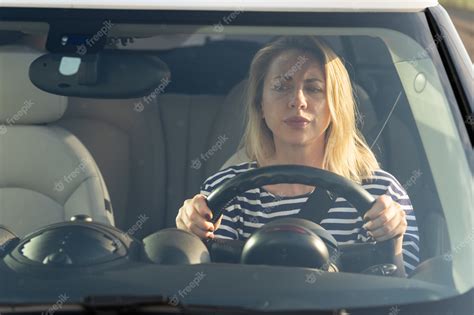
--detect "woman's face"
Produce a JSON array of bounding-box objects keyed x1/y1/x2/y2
[{"x1": 261, "y1": 49, "x2": 331, "y2": 148}]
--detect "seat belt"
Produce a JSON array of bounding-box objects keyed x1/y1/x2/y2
[{"x1": 295, "y1": 188, "x2": 335, "y2": 224}]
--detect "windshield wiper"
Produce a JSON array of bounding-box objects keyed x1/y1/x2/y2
[
  {"x1": 81, "y1": 295, "x2": 183, "y2": 313},
  {"x1": 79, "y1": 295, "x2": 339, "y2": 314},
  {"x1": 0, "y1": 295, "x2": 340, "y2": 314},
  {"x1": 80, "y1": 295, "x2": 257, "y2": 314}
]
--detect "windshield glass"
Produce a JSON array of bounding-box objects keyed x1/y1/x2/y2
[{"x1": 0, "y1": 9, "x2": 472, "y2": 312}]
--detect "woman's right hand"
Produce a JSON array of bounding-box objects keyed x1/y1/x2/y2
[{"x1": 176, "y1": 194, "x2": 222, "y2": 239}]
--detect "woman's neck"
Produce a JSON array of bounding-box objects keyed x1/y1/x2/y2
[
  {"x1": 259, "y1": 136, "x2": 326, "y2": 197},
  {"x1": 262, "y1": 137, "x2": 326, "y2": 169}
]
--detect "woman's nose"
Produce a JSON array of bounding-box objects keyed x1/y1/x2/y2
[{"x1": 288, "y1": 88, "x2": 307, "y2": 109}]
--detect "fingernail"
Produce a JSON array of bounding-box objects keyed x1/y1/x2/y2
[
  {"x1": 362, "y1": 223, "x2": 369, "y2": 230},
  {"x1": 206, "y1": 214, "x2": 212, "y2": 221}
]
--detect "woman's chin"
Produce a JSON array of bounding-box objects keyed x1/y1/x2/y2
[{"x1": 280, "y1": 138, "x2": 313, "y2": 147}]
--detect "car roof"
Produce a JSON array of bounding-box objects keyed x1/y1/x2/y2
[{"x1": 1, "y1": 0, "x2": 438, "y2": 12}]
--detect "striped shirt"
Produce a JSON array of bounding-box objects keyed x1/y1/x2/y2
[{"x1": 200, "y1": 161, "x2": 420, "y2": 274}]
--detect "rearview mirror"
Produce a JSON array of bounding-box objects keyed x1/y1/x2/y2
[{"x1": 29, "y1": 50, "x2": 170, "y2": 99}]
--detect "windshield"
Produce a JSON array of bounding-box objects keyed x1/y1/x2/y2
[{"x1": 0, "y1": 8, "x2": 472, "y2": 313}]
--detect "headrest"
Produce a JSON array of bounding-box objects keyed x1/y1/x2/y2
[{"x1": 0, "y1": 45, "x2": 67, "y2": 125}]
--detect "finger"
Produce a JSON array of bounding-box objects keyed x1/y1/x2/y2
[
  {"x1": 214, "y1": 214, "x2": 223, "y2": 230},
  {"x1": 363, "y1": 195, "x2": 393, "y2": 221},
  {"x1": 176, "y1": 207, "x2": 188, "y2": 230},
  {"x1": 363, "y1": 205, "x2": 398, "y2": 231},
  {"x1": 178, "y1": 217, "x2": 191, "y2": 232},
  {"x1": 182, "y1": 199, "x2": 193, "y2": 220},
  {"x1": 193, "y1": 194, "x2": 213, "y2": 220},
  {"x1": 370, "y1": 212, "x2": 407, "y2": 241},
  {"x1": 374, "y1": 218, "x2": 407, "y2": 242},
  {"x1": 178, "y1": 213, "x2": 213, "y2": 239},
  {"x1": 183, "y1": 197, "x2": 215, "y2": 231},
  {"x1": 205, "y1": 215, "x2": 224, "y2": 240},
  {"x1": 176, "y1": 213, "x2": 185, "y2": 230},
  {"x1": 183, "y1": 200, "x2": 196, "y2": 223},
  {"x1": 188, "y1": 207, "x2": 215, "y2": 232},
  {"x1": 189, "y1": 222, "x2": 214, "y2": 239}
]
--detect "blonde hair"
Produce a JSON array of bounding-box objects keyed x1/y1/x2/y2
[{"x1": 241, "y1": 36, "x2": 379, "y2": 183}]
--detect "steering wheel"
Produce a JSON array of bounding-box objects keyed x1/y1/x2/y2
[{"x1": 205, "y1": 165, "x2": 400, "y2": 275}]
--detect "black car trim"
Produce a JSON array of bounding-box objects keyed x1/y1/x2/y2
[{"x1": 426, "y1": 6, "x2": 474, "y2": 146}]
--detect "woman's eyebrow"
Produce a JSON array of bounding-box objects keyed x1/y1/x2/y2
[
  {"x1": 271, "y1": 76, "x2": 324, "y2": 83},
  {"x1": 304, "y1": 78, "x2": 324, "y2": 83}
]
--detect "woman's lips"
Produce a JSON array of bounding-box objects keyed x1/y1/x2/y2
[{"x1": 284, "y1": 116, "x2": 311, "y2": 128}]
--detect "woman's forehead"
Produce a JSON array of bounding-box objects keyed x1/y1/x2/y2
[{"x1": 267, "y1": 50, "x2": 324, "y2": 79}]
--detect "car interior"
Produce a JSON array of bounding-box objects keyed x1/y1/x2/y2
[{"x1": 0, "y1": 31, "x2": 451, "y2": 267}]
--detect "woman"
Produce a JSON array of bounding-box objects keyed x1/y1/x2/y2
[{"x1": 176, "y1": 36, "x2": 420, "y2": 275}]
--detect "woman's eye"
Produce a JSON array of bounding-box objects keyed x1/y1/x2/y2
[
  {"x1": 306, "y1": 86, "x2": 323, "y2": 93},
  {"x1": 272, "y1": 83, "x2": 289, "y2": 92}
]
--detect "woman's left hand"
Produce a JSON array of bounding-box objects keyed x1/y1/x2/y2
[{"x1": 362, "y1": 195, "x2": 407, "y2": 255}]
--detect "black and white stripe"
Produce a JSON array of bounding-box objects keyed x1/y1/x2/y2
[{"x1": 200, "y1": 161, "x2": 420, "y2": 274}]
